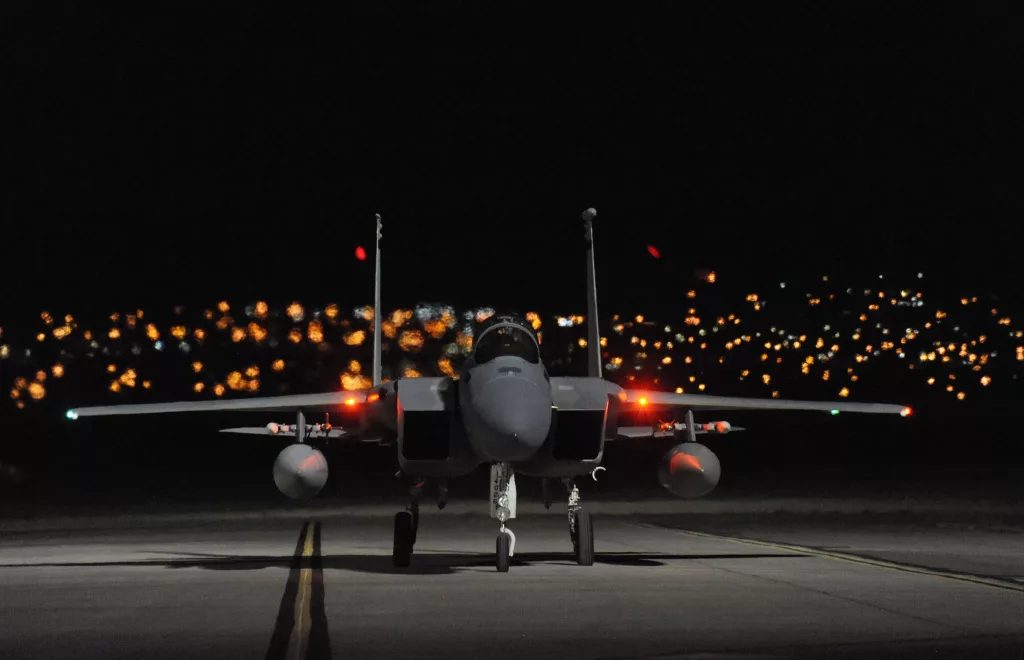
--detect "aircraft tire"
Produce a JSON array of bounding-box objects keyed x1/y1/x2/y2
[
  {"x1": 496, "y1": 532, "x2": 511, "y2": 573},
  {"x1": 574, "y1": 511, "x2": 594, "y2": 566},
  {"x1": 393, "y1": 511, "x2": 413, "y2": 567}
]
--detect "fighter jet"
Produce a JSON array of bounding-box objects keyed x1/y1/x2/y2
[{"x1": 65, "y1": 209, "x2": 912, "y2": 572}]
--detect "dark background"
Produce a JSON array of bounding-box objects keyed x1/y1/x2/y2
[{"x1": 2, "y1": 4, "x2": 1021, "y2": 511}]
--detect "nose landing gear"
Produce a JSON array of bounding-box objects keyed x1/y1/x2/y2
[
  {"x1": 491, "y1": 463, "x2": 517, "y2": 572},
  {"x1": 496, "y1": 528, "x2": 512, "y2": 573},
  {"x1": 564, "y1": 478, "x2": 594, "y2": 566}
]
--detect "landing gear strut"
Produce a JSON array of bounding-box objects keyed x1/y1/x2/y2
[
  {"x1": 392, "y1": 477, "x2": 425, "y2": 567},
  {"x1": 491, "y1": 463, "x2": 516, "y2": 572},
  {"x1": 437, "y1": 479, "x2": 448, "y2": 510},
  {"x1": 407, "y1": 479, "x2": 423, "y2": 545},
  {"x1": 542, "y1": 478, "x2": 554, "y2": 510},
  {"x1": 564, "y1": 478, "x2": 594, "y2": 566}
]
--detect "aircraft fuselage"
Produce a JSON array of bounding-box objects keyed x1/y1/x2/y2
[
  {"x1": 459, "y1": 354, "x2": 553, "y2": 462},
  {"x1": 389, "y1": 313, "x2": 611, "y2": 479}
]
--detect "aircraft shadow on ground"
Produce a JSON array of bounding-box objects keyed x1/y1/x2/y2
[{"x1": 0, "y1": 551, "x2": 809, "y2": 575}]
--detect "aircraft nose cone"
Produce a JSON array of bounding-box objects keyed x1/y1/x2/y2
[{"x1": 476, "y1": 375, "x2": 551, "y2": 457}]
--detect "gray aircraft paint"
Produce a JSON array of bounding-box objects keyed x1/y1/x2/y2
[
  {"x1": 273, "y1": 444, "x2": 329, "y2": 500},
  {"x1": 458, "y1": 319, "x2": 552, "y2": 462}
]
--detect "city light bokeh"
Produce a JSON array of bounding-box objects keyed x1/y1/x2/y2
[{"x1": 3, "y1": 273, "x2": 1020, "y2": 410}]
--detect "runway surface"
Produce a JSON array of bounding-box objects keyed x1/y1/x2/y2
[{"x1": 1, "y1": 509, "x2": 1022, "y2": 660}]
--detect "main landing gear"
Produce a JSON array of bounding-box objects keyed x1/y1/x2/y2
[
  {"x1": 565, "y1": 478, "x2": 594, "y2": 566},
  {"x1": 391, "y1": 470, "x2": 596, "y2": 571},
  {"x1": 392, "y1": 510, "x2": 414, "y2": 567},
  {"x1": 392, "y1": 477, "x2": 449, "y2": 567},
  {"x1": 392, "y1": 478, "x2": 422, "y2": 567}
]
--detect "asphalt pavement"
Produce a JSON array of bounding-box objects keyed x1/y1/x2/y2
[{"x1": 1, "y1": 508, "x2": 1022, "y2": 659}]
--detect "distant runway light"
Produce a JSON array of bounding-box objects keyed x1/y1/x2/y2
[
  {"x1": 647, "y1": 245, "x2": 661, "y2": 259},
  {"x1": 355, "y1": 246, "x2": 367, "y2": 261}
]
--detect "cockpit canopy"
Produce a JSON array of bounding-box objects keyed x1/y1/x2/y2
[{"x1": 474, "y1": 322, "x2": 539, "y2": 364}]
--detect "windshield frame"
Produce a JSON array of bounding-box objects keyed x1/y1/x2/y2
[{"x1": 473, "y1": 323, "x2": 540, "y2": 364}]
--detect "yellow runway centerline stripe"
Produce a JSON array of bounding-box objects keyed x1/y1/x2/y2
[
  {"x1": 640, "y1": 523, "x2": 1024, "y2": 593},
  {"x1": 286, "y1": 522, "x2": 316, "y2": 660}
]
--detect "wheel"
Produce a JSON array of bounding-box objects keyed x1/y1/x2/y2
[
  {"x1": 496, "y1": 532, "x2": 511, "y2": 572},
  {"x1": 410, "y1": 506, "x2": 420, "y2": 546},
  {"x1": 574, "y1": 511, "x2": 594, "y2": 566},
  {"x1": 393, "y1": 511, "x2": 413, "y2": 567}
]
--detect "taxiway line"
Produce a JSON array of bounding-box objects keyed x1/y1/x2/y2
[
  {"x1": 286, "y1": 523, "x2": 315, "y2": 660},
  {"x1": 640, "y1": 523, "x2": 1024, "y2": 593},
  {"x1": 266, "y1": 522, "x2": 331, "y2": 660}
]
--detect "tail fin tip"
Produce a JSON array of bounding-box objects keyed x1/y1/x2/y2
[
  {"x1": 372, "y1": 213, "x2": 383, "y2": 387},
  {"x1": 583, "y1": 208, "x2": 602, "y2": 379}
]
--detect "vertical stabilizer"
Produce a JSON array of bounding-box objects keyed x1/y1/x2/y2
[
  {"x1": 583, "y1": 208, "x2": 602, "y2": 379},
  {"x1": 372, "y1": 214, "x2": 383, "y2": 387}
]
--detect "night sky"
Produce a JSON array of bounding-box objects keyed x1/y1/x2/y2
[
  {"x1": 3, "y1": 5, "x2": 1024, "y2": 504},
  {"x1": 5, "y1": 5, "x2": 1021, "y2": 319}
]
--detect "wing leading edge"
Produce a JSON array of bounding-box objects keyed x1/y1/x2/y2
[
  {"x1": 66, "y1": 391, "x2": 371, "y2": 419},
  {"x1": 623, "y1": 390, "x2": 911, "y2": 416}
]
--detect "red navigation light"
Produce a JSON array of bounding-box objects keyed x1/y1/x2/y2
[
  {"x1": 354, "y1": 246, "x2": 367, "y2": 261},
  {"x1": 900, "y1": 407, "x2": 912, "y2": 417},
  {"x1": 647, "y1": 245, "x2": 661, "y2": 259},
  {"x1": 638, "y1": 396, "x2": 649, "y2": 406},
  {"x1": 344, "y1": 397, "x2": 357, "y2": 406}
]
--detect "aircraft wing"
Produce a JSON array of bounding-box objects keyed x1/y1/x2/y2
[
  {"x1": 216, "y1": 426, "x2": 385, "y2": 442},
  {"x1": 621, "y1": 390, "x2": 911, "y2": 416},
  {"x1": 65, "y1": 391, "x2": 372, "y2": 419},
  {"x1": 612, "y1": 391, "x2": 908, "y2": 441},
  {"x1": 219, "y1": 426, "x2": 349, "y2": 438},
  {"x1": 615, "y1": 424, "x2": 746, "y2": 439}
]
